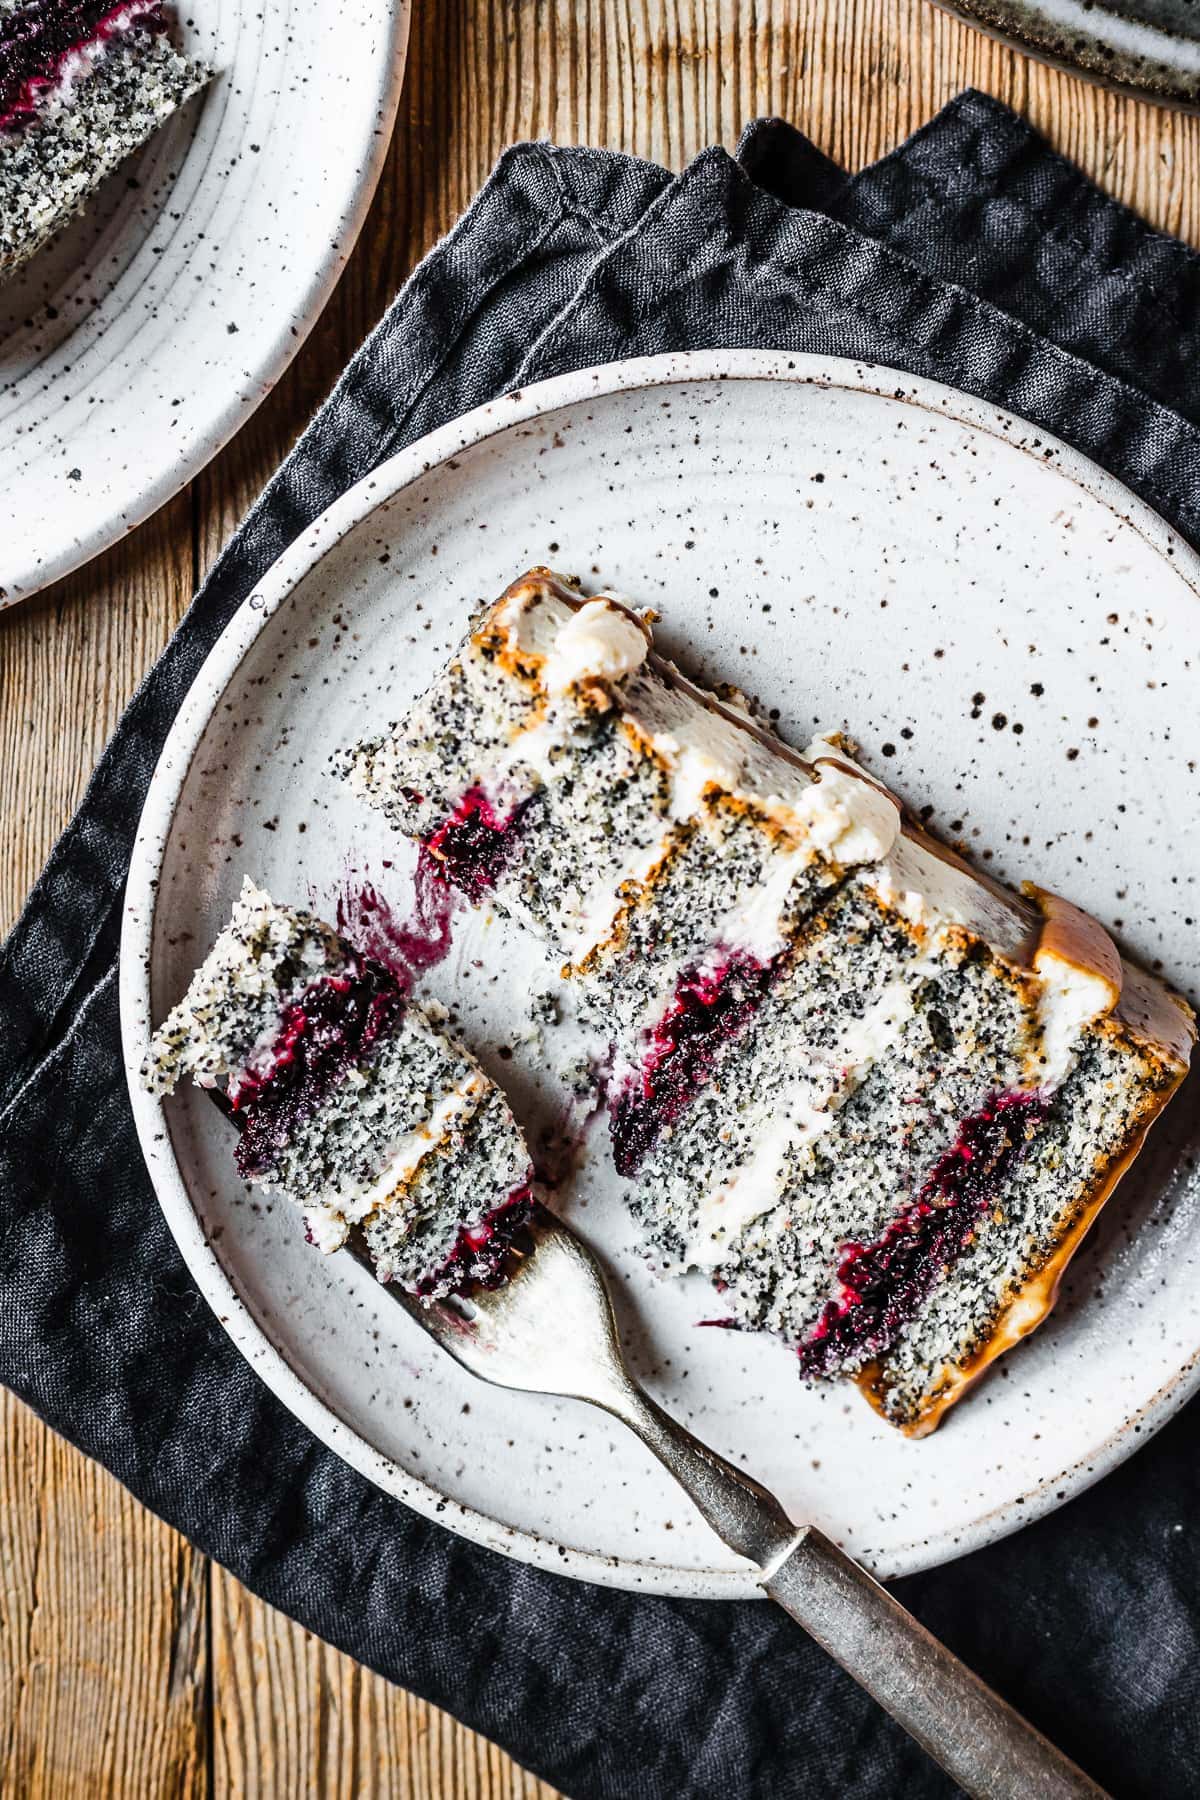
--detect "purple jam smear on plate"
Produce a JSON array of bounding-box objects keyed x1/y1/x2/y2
[
  {"x1": 422, "y1": 786, "x2": 536, "y2": 904},
  {"x1": 335, "y1": 850, "x2": 456, "y2": 992},
  {"x1": 0, "y1": 0, "x2": 163, "y2": 130},
  {"x1": 796, "y1": 1087, "x2": 1049, "y2": 1378},
  {"x1": 230, "y1": 955, "x2": 406, "y2": 1181},
  {"x1": 609, "y1": 950, "x2": 782, "y2": 1177},
  {"x1": 413, "y1": 1179, "x2": 536, "y2": 1298}
]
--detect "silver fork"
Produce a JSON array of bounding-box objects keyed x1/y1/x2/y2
[{"x1": 348, "y1": 1203, "x2": 1105, "y2": 1800}]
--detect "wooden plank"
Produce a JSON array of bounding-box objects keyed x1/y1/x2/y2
[
  {"x1": 210, "y1": 1565, "x2": 557, "y2": 1799},
  {"x1": 0, "y1": 494, "x2": 194, "y2": 932},
  {"x1": 0, "y1": 506, "x2": 208, "y2": 1800},
  {"x1": 195, "y1": 7, "x2": 569, "y2": 1789},
  {"x1": 4, "y1": 0, "x2": 1200, "y2": 1793},
  {"x1": 0, "y1": 1390, "x2": 207, "y2": 1800}
]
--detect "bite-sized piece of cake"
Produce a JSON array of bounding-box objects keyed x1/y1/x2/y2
[
  {"x1": 142, "y1": 879, "x2": 533, "y2": 1298},
  {"x1": 1, "y1": 0, "x2": 209, "y2": 278},
  {"x1": 338, "y1": 569, "x2": 1195, "y2": 1433}
]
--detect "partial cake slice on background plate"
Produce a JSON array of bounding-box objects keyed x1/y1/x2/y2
[
  {"x1": 142, "y1": 879, "x2": 534, "y2": 1299},
  {"x1": 337, "y1": 567, "x2": 1195, "y2": 1435},
  {"x1": 0, "y1": 0, "x2": 209, "y2": 277}
]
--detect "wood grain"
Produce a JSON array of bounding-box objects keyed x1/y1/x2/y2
[
  {"x1": 0, "y1": 1388, "x2": 207, "y2": 1799},
  {"x1": 210, "y1": 1567, "x2": 555, "y2": 1799},
  {"x1": 3, "y1": 0, "x2": 1200, "y2": 1791}
]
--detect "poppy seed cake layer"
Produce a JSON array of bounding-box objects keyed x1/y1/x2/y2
[
  {"x1": 337, "y1": 569, "x2": 1194, "y2": 1433},
  {"x1": 1, "y1": 2, "x2": 208, "y2": 276},
  {"x1": 143, "y1": 879, "x2": 532, "y2": 1298}
]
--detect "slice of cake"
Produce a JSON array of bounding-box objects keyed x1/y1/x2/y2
[
  {"x1": 142, "y1": 879, "x2": 534, "y2": 1298},
  {"x1": 1, "y1": 0, "x2": 209, "y2": 278},
  {"x1": 337, "y1": 569, "x2": 1194, "y2": 1434}
]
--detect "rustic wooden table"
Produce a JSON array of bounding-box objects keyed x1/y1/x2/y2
[{"x1": 3, "y1": 0, "x2": 1199, "y2": 1791}]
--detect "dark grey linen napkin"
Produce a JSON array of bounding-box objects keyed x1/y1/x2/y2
[{"x1": 2, "y1": 89, "x2": 1198, "y2": 1800}]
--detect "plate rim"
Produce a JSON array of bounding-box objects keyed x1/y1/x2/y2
[
  {"x1": 3, "y1": 0, "x2": 412, "y2": 607},
  {"x1": 120, "y1": 347, "x2": 1200, "y2": 1598},
  {"x1": 927, "y1": 0, "x2": 1200, "y2": 112}
]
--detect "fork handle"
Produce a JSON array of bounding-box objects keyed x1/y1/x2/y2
[
  {"x1": 613, "y1": 1383, "x2": 1105, "y2": 1800},
  {"x1": 763, "y1": 1528, "x2": 1105, "y2": 1799}
]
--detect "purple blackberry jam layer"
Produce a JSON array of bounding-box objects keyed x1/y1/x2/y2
[
  {"x1": 0, "y1": 0, "x2": 163, "y2": 130},
  {"x1": 797, "y1": 1088, "x2": 1050, "y2": 1378},
  {"x1": 230, "y1": 956, "x2": 407, "y2": 1181},
  {"x1": 609, "y1": 950, "x2": 784, "y2": 1178},
  {"x1": 413, "y1": 1181, "x2": 535, "y2": 1298},
  {"x1": 422, "y1": 786, "x2": 539, "y2": 904},
  {"x1": 334, "y1": 572, "x2": 1196, "y2": 1432}
]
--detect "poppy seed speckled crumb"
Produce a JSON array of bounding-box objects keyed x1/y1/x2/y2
[
  {"x1": 143, "y1": 880, "x2": 533, "y2": 1299},
  {"x1": 0, "y1": 4, "x2": 209, "y2": 277},
  {"x1": 337, "y1": 568, "x2": 1194, "y2": 1435}
]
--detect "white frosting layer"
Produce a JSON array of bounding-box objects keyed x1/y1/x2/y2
[
  {"x1": 623, "y1": 685, "x2": 900, "y2": 865},
  {"x1": 1034, "y1": 949, "x2": 1119, "y2": 1085},
  {"x1": 686, "y1": 1092, "x2": 830, "y2": 1269},
  {"x1": 567, "y1": 833, "x2": 676, "y2": 966},
  {"x1": 871, "y1": 834, "x2": 1037, "y2": 959},
  {"x1": 718, "y1": 844, "x2": 814, "y2": 962},
  {"x1": 541, "y1": 599, "x2": 649, "y2": 695},
  {"x1": 797, "y1": 737, "x2": 902, "y2": 866},
  {"x1": 33, "y1": 0, "x2": 162, "y2": 115},
  {"x1": 493, "y1": 591, "x2": 903, "y2": 966},
  {"x1": 684, "y1": 956, "x2": 936, "y2": 1268},
  {"x1": 302, "y1": 1077, "x2": 485, "y2": 1253},
  {"x1": 487, "y1": 579, "x2": 1160, "y2": 1080}
]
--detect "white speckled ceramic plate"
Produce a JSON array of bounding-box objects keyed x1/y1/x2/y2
[
  {"x1": 929, "y1": 0, "x2": 1200, "y2": 109},
  {"x1": 121, "y1": 351, "x2": 1200, "y2": 1599},
  {"x1": 0, "y1": 0, "x2": 409, "y2": 605}
]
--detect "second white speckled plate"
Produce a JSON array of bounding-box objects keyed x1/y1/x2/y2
[
  {"x1": 0, "y1": 0, "x2": 410, "y2": 605},
  {"x1": 121, "y1": 352, "x2": 1200, "y2": 1599}
]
